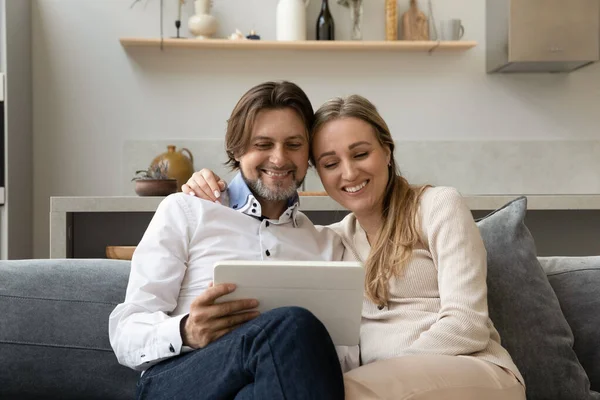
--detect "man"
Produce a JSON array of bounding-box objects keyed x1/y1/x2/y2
[{"x1": 109, "y1": 81, "x2": 346, "y2": 399}]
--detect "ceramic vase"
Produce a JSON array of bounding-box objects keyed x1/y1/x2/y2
[
  {"x1": 276, "y1": 0, "x2": 310, "y2": 41},
  {"x1": 150, "y1": 145, "x2": 194, "y2": 191},
  {"x1": 188, "y1": 0, "x2": 218, "y2": 39},
  {"x1": 134, "y1": 179, "x2": 178, "y2": 196}
]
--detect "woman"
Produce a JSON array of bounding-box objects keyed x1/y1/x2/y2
[{"x1": 183, "y1": 95, "x2": 526, "y2": 400}]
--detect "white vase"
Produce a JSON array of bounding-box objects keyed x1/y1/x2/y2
[
  {"x1": 276, "y1": 0, "x2": 310, "y2": 41},
  {"x1": 188, "y1": 0, "x2": 218, "y2": 39}
]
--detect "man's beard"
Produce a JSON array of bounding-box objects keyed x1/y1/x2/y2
[{"x1": 241, "y1": 168, "x2": 304, "y2": 202}]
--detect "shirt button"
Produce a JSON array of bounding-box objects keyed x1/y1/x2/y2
[
  {"x1": 252, "y1": 209, "x2": 256, "y2": 214},
  {"x1": 253, "y1": 203, "x2": 258, "y2": 207},
  {"x1": 265, "y1": 250, "x2": 271, "y2": 256},
  {"x1": 265, "y1": 221, "x2": 270, "y2": 227},
  {"x1": 169, "y1": 344, "x2": 175, "y2": 353}
]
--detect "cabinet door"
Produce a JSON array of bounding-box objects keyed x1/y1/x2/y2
[{"x1": 510, "y1": 0, "x2": 599, "y2": 62}]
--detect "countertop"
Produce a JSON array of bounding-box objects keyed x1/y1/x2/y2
[{"x1": 50, "y1": 194, "x2": 600, "y2": 212}]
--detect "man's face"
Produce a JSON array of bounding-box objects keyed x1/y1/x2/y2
[{"x1": 237, "y1": 108, "x2": 309, "y2": 202}]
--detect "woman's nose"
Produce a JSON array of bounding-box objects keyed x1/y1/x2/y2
[{"x1": 341, "y1": 161, "x2": 358, "y2": 181}]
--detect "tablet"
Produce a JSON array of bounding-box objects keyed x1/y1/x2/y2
[{"x1": 213, "y1": 260, "x2": 365, "y2": 346}]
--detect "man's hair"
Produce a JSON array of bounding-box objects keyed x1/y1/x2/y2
[{"x1": 225, "y1": 81, "x2": 314, "y2": 170}]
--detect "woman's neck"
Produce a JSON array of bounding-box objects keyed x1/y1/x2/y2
[{"x1": 355, "y1": 208, "x2": 383, "y2": 245}]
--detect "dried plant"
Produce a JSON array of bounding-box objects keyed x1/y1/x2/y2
[
  {"x1": 130, "y1": 0, "x2": 190, "y2": 9},
  {"x1": 132, "y1": 160, "x2": 171, "y2": 181}
]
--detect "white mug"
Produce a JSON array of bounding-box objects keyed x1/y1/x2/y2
[{"x1": 439, "y1": 19, "x2": 465, "y2": 41}]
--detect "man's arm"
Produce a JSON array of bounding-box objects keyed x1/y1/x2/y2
[
  {"x1": 108, "y1": 194, "x2": 192, "y2": 371},
  {"x1": 109, "y1": 194, "x2": 260, "y2": 371}
]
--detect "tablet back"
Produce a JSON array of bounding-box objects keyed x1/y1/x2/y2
[{"x1": 213, "y1": 261, "x2": 364, "y2": 346}]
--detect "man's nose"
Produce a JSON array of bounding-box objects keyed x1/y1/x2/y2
[{"x1": 269, "y1": 146, "x2": 287, "y2": 167}]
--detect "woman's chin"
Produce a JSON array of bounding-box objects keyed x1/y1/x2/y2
[{"x1": 332, "y1": 193, "x2": 370, "y2": 214}]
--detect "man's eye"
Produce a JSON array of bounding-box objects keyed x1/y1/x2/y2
[{"x1": 287, "y1": 143, "x2": 302, "y2": 149}]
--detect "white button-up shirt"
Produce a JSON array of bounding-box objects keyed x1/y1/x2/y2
[{"x1": 109, "y1": 173, "x2": 345, "y2": 371}]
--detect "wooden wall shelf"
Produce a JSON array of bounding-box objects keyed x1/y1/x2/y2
[{"x1": 119, "y1": 38, "x2": 477, "y2": 52}]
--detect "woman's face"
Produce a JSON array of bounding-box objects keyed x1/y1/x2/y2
[{"x1": 312, "y1": 117, "x2": 391, "y2": 217}]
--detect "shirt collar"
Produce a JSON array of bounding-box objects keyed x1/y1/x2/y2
[{"x1": 226, "y1": 172, "x2": 300, "y2": 226}]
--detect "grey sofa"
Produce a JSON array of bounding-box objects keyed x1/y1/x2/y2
[
  {"x1": 1, "y1": 198, "x2": 599, "y2": 399},
  {"x1": 1, "y1": 256, "x2": 599, "y2": 400},
  {"x1": 1, "y1": 259, "x2": 139, "y2": 400}
]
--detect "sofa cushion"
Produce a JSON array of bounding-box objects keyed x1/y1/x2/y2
[
  {"x1": 477, "y1": 197, "x2": 599, "y2": 400},
  {"x1": 539, "y1": 256, "x2": 600, "y2": 393},
  {"x1": 0, "y1": 259, "x2": 139, "y2": 400}
]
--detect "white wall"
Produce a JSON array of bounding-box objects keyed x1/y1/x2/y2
[
  {"x1": 0, "y1": 0, "x2": 4, "y2": 70},
  {"x1": 3, "y1": 0, "x2": 33, "y2": 259},
  {"x1": 32, "y1": 0, "x2": 600, "y2": 258}
]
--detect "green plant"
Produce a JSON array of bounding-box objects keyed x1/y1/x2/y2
[{"x1": 132, "y1": 160, "x2": 171, "y2": 181}]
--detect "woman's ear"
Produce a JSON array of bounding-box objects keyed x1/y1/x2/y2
[{"x1": 386, "y1": 146, "x2": 392, "y2": 166}]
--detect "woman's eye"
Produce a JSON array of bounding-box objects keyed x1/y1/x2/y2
[
  {"x1": 255, "y1": 143, "x2": 271, "y2": 149},
  {"x1": 323, "y1": 162, "x2": 338, "y2": 169},
  {"x1": 355, "y1": 152, "x2": 368, "y2": 159},
  {"x1": 287, "y1": 143, "x2": 302, "y2": 149}
]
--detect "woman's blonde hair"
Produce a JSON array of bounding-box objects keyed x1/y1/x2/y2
[{"x1": 312, "y1": 95, "x2": 429, "y2": 307}]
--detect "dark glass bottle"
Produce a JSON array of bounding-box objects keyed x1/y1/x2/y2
[{"x1": 316, "y1": 0, "x2": 335, "y2": 40}]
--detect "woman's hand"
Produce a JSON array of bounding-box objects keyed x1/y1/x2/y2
[{"x1": 182, "y1": 168, "x2": 228, "y2": 202}]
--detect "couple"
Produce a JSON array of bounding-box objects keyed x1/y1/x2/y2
[{"x1": 110, "y1": 81, "x2": 525, "y2": 399}]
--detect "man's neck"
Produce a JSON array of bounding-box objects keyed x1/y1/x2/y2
[{"x1": 260, "y1": 199, "x2": 290, "y2": 220}]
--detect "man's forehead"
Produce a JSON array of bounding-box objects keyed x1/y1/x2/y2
[
  {"x1": 250, "y1": 132, "x2": 307, "y2": 141},
  {"x1": 244, "y1": 108, "x2": 307, "y2": 144},
  {"x1": 250, "y1": 123, "x2": 308, "y2": 142}
]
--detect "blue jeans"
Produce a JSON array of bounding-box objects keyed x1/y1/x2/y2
[{"x1": 136, "y1": 307, "x2": 345, "y2": 400}]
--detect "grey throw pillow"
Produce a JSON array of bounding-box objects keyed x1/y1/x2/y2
[
  {"x1": 0, "y1": 259, "x2": 139, "y2": 400},
  {"x1": 476, "y1": 197, "x2": 599, "y2": 400},
  {"x1": 539, "y1": 256, "x2": 600, "y2": 393}
]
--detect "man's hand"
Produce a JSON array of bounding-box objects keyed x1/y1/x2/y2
[
  {"x1": 181, "y1": 283, "x2": 259, "y2": 349},
  {"x1": 182, "y1": 168, "x2": 227, "y2": 203}
]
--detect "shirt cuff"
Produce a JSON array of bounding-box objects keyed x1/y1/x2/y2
[{"x1": 156, "y1": 313, "x2": 187, "y2": 356}]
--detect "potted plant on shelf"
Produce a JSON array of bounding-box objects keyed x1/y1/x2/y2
[{"x1": 131, "y1": 160, "x2": 178, "y2": 196}]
